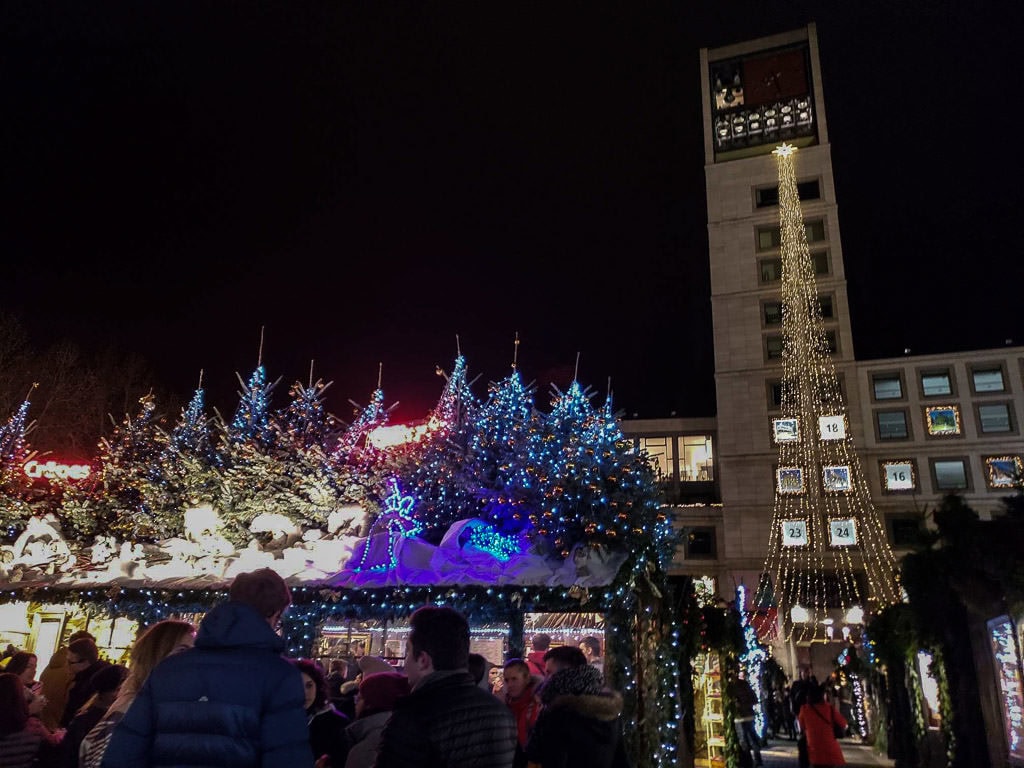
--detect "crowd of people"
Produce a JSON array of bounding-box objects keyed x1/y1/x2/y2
[
  {"x1": 0, "y1": 568, "x2": 629, "y2": 768},
  {"x1": 724, "y1": 663, "x2": 849, "y2": 768}
]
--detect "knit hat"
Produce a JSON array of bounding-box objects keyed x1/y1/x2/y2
[
  {"x1": 358, "y1": 655, "x2": 393, "y2": 676},
  {"x1": 358, "y1": 671, "x2": 410, "y2": 713},
  {"x1": 90, "y1": 664, "x2": 129, "y2": 694},
  {"x1": 539, "y1": 664, "x2": 603, "y2": 704},
  {"x1": 229, "y1": 568, "x2": 291, "y2": 618}
]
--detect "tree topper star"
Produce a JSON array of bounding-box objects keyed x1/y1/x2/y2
[{"x1": 772, "y1": 142, "x2": 797, "y2": 157}]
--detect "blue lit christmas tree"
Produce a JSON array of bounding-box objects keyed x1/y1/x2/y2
[
  {"x1": 467, "y1": 343, "x2": 540, "y2": 535},
  {"x1": 396, "y1": 353, "x2": 482, "y2": 540},
  {"x1": 332, "y1": 370, "x2": 392, "y2": 467},
  {"x1": 0, "y1": 389, "x2": 37, "y2": 535},
  {"x1": 226, "y1": 364, "x2": 280, "y2": 450},
  {"x1": 145, "y1": 379, "x2": 223, "y2": 537}
]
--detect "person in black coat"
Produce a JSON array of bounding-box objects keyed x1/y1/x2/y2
[
  {"x1": 525, "y1": 655, "x2": 629, "y2": 768},
  {"x1": 292, "y1": 659, "x2": 349, "y2": 768},
  {"x1": 60, "y1": 665, "x2": 127, "y2": 768},
  {"x1": 375, "y1": 606, "x2": 516, "y2": 768},
  {"x1": 60, "y1": 639, "x2": 111, "y2": 729}
]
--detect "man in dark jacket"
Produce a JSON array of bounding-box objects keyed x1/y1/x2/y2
[
  {"x1": 61, "y1": 637, "x2": 112, "y2": 727},
  {"x1": 100, "y1": 567, "x2": 312, "y2": 768},
  {"x1": 375, "y1": 605, "x2": 517, "y2": 768}
]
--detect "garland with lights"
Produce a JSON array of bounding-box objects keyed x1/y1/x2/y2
[
  {"x1": 760, "y1": 143, "x2": 900, "y2": 643},
  {"x1": 0, "y1": 352, "x2": 686, "y2": 768}
]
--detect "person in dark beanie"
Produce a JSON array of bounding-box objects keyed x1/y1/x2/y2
[
  {"x1": 344, "y1": 671, "x2": 410, "y2": 768},
  {"x1": 60, "y1": 664, "x2": 127, "y2": 768},
  {"x1": 375, "y1": 605, "x2": 517, "y2": 768},
  {"x1": 61, "y1": 639, "x2": 111, "y2": 728},
  {"x1": 101, "y1": 567, "x2": 312, "y2": 767},
  {"x1": 526, "y1": 653, "x2": 629, "y2": 768}
]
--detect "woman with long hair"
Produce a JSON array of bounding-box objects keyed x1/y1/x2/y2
[
  {"x1": 0, "y1": 672, "x2": 64, "y2": 768},
  {"x1": 293, "y1": 658, "x2": 350, "y2": 768},
  {"x1": 4, "y1": 652, "x2": 47, "y2": 715},
  {"x1": 78, "y1": 619, "x2": 195, "y2": 768}
]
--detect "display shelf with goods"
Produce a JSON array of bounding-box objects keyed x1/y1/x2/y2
[{"x1": 695, "y1": 651, "x2": 726, "y2": 768}]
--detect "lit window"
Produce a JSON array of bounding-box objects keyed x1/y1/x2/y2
[
  {"x1": 921, "y1": 371, "x2": 952, "y2": 396},
  {"x1": 972, "y1": 368, "x2": 1005, "y2": 393},
  {"x1": 881, "y1": 460, "x2": 915, "y2": 492},
  {"x1": 637, "y1": 437, "x2": 674, "y2": 480},
  {"x1": 680, "y1": 436, "x2": 714, "y2": 481},
  {"x1": 872, "y1": 375, "x2": 903, "y2": 400},
  {"x1": 933, "y1": 459, "x2": 968, "y2": 490},
  {"x1": 877, "y1": 411, "x2": 908, "y2": 440},
  {"x1": 978, "y1": 403, "x2": 1012, "y2": 433}
]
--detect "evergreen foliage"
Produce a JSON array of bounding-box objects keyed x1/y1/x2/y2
[{"x1": 0, "y1": 397, "x2": 36, "y2": 534}]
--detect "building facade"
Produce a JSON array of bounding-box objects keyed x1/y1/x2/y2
[{"x1": 621, "y1": 22, "x2": 1024, "y2": 626}]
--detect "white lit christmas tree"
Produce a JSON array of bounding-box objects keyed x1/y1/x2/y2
[{"x1": 761, "y1": 144, "x2": 899, "y2": 642}]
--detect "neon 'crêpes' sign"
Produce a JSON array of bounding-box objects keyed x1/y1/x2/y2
[{"x1": 23, "y1": 460, "x2": 92, "y2": 481}]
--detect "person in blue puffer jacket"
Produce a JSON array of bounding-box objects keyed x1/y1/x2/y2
[{"x1": 100, "y1": 568, "x2": 312, "y2": 768}]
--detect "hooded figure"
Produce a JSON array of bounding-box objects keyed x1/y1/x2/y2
[
  {"x1": 100, "y1": 568, "x2": 312, "y2": 768},
  {"x1": 525, "y1": 665, "x2": 629, "y2": 768}
]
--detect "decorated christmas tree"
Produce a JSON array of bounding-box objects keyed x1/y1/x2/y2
[
  {"x1": 0, "y1": 391, "x2": 37, "y2": 535},
  {"x1": 148, "y1": 381, "x2": 223, "y2": 537},
  {"x1": 65, "y1": 393, "x2": 167, "y2": 540},
  {"x1": 332, "y1": 368, "x2": 392, "y2": 467},
  {"x1": 225, "y1": 364, "x2": 280, "y2": 451},
  {"x1": 394, "y1": 353, "x2": 482, "y2": 540},
  {"x1": 468, "y1": 362, "x2": 541, "y2": 535}
]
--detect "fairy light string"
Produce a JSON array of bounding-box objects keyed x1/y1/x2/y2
[{"x1": 761, "y1": 144, "x2": 900, "y2": 643}]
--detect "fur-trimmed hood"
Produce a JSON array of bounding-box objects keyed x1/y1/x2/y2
[{"x1": 543, "y1": 689, "x2": 623, "y2": 722}]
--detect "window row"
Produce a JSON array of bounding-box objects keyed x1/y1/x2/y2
[
  {"x1": 633, "y1": 435, "x2": 716, "y2": 482},
  {"x1": 756, "y1": 219, "x2": 826, "y2": 251},
  {"x1": 766, "y1": 330, "x2": 838, "y2": 360},
  {"x1": 879, "y1": 455, "x2": 1022, "y2": 493},
  {"x1": 872, "y1": 364, "x2": 1011, "y2": 400},
  {"x1": 754, "y1": 179, "x2": 822, "y2": 208},
  {"x1": 759, "y1": 250, "x2": 829, "y2": 284},
  {"x1": 762, "y1": 295, "x2": 834, "y2": 326},
  {"x1": 875, "y1": 402, "x2": 1016, "y2": 440}
]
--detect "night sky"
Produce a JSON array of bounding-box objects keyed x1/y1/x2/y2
[{"x1": 3, "y1": 2, "x2": 1021, "y2": 425}]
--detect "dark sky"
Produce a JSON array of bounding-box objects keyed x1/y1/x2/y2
[{"x1": 3, "y1": 2, "x2": 1022, "y2": 425}]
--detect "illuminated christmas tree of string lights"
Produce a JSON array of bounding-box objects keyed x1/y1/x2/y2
[{"x1": 761, "y1": 143, "x2": 899, "y2": 642}]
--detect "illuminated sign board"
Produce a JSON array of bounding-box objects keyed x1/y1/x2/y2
[
  {"x1": 988, "y1": 615, "x2": 1024, "y2": 761},
  {"x1": 23, "y1": 460, "x2": 92, "y2": 481}
]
